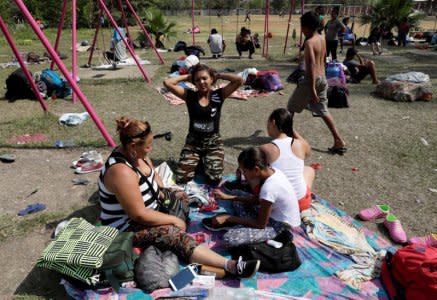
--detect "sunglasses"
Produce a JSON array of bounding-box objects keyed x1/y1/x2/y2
[{"x1": 126, "y1": 123, "x2": 151, "y2": 142}]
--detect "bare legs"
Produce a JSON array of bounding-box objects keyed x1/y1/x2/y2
[
  {"x1": 365, "y1": 60, "x2": 380, "y2": 84},
  {"x1": 321, "y1": 114, "x2": 346, "y2": 150},
  {"x1": 371, "y1": 42, "x2": 382, "y2": 55},
  {"x1": 303, "y1": 166, "x2": 315, "y2": 189},
  {"x1": 190, "y1": 244, "x2": 236, "y2": 273}
]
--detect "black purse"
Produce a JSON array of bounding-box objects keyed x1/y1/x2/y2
[
  {"x1": 158, "y1": 188, "x2": 190, "y2": 224},
  {"x1": 229, "y1": 230, "x2": 301, "y2": 273}
]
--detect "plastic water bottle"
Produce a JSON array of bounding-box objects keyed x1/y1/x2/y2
[{"x1": 326, "y1": 62, "x2": 340, "y2": 79}]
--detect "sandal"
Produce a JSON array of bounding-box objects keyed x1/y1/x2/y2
[{"x1": 328, "y1": 147, "x2": 348, "y2": 155}]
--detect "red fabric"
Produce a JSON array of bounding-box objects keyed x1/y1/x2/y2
[
  {"x1": 392, "y1": 245, "x2": 437, "y2": 300},
  {"x1": 298, "y1": 186, "x2": 312, "y2": 212}
]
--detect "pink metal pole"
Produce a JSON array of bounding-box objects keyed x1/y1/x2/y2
[
  {"x1": 118, "y1": 0, "x2": 133, "y2": 49},
  {"x1": 72, "y1": 0, "x2": 78, "y2": 103},
  {"x1": 191, "y1": 0, "x2": 195, "y2": 45},
  {"x1": 87, "y1": 8, "x2": 103, "y2": 66},
  {"x1": 283, "y1": 0, "x2": 295, "y2": 55},
  {"x1": 13, "y1": 0, "x2": 116, "y2": 147},
  {"x1": 125, "y1": 0, "x2": 165, "y2": 64},
  {"x1": 98, "y1": 0, "x2": 151, "y2": 83},
  {"x1": 51, "y1": 0, "x2": 68, "y2": 70},
  {"x1": 0, "y1": 16, "x2": 48, "y2": 112},
  {"x1": 265, "y1": 0, "x2": 270, "y2": 58}
]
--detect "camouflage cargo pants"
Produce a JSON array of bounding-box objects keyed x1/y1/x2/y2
[{"x1": 176, "y1": 133, "x2": 224, "y2": 185}]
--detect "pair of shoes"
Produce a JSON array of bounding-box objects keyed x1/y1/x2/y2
[
  {"x1": 235, "y1": 256, "x2": 260, "y2": 278},
  {"x1": 408, "y1": 234, "x2": 437, "y2": 247},
  {"x1": 75, "y1": 161, "x2": 104, "y2": 174},
  {"x1": 248, "y1": 55, "x2": 253, "y2": 59},
  {"x1": 358, "y1": 205, "x2": 407, "y2": 243},
  {"x1": 328, "y1": 147, "x2": 348, "y2": 155},
  {"x1": 202, "y1": 216, "x2": 237, "y2": 231},
  {"x1": 72, "y1": 150, "x2": 103, "y2": 168}
]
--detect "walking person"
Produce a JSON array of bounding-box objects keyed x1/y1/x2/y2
[{"x1": 288, "y1": 11, "x2": 347, "y2": 155}]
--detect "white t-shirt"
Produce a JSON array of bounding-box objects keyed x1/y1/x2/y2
[
  {"x1": 259, "y1": 168, "x2": 301, "y2": 227},
  {"x1": 208, "y1": 33, "x2": 223, "y2": 54}
]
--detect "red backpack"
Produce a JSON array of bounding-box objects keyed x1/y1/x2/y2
[{"x1": 381, "y1": 244, "x2": 437, "y2": 300}]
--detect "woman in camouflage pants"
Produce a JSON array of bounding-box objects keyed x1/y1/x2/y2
[{"x1": 164, "y1": 64, "x2": 243, "y2": 186}]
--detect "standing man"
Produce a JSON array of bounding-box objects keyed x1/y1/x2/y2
[
  {"x1": 324, "y1": 7, "x2": 346, "y2": 61},
  {"x1": 287, "y1": 11, "x2": 347, "y2": 155},
  {"x1": 397, "y1": 17, "x2": 410, "y2": 47}
]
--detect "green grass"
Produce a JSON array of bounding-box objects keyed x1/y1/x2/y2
[{"x1": 0, "y1": 211, "x2": 66, "y2": 243}]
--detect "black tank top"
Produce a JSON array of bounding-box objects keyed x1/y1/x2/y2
[{"x1": 186, "y1": 88, "x2": 224, "y2": 135}]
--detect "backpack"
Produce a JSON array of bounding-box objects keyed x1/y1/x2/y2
[
  {"x1": 41, "y1": 69, "x2": 71, "y2": 98},
  {"x1": 135, "y1": 245, "x2": 179, "y2": 292},
  {"x1": 5, "y1": 68, "x2": 36, "y2": 101},
  {"x1": 229, "y1": 230, "x2": 301, "y2": 273},
  {"x1": 97, "y1": 231, "x2": 138, "y2": 291},
  {"x1": 381, "y1": 245, "x2": 437, "y2": 300},
  {"x1": 328, "y1": 85, "x2": 350, "y2": 108}
]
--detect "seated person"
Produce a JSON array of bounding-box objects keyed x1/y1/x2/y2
[
  {"x1": 155, "y1": 32, "x2": 166, "y2": 49},
  {"x1": 260, "y1": 108, "x2": 315, "y2": 212},
  {"x1": 343, "y1": 48, "x2": 379, "y2": 84},
  {"x1": 207, "y1": 28, "x2": 226, "y2": 58},
  {"x1": 235, "y1": 27, "x2": 255, "y2": 59},
  {"x1": 99, "y1": 116, "x2": 260, "y2": 278},
  {"x1": 204, "y1": 147, "x2": 301, "y2": 247},
  {"x1": 105, "y1": 26, "x2": 128, "y2": 62}
]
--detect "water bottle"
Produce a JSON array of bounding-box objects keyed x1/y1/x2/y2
[{"x1": 326, "y1": 61, "x2": 340, "y2": 79}]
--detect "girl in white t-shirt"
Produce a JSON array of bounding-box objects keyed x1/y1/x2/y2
[
  {"x1": 260, "y1": 108, "x2": 315, "y2": 211},
  {"x1": 202, "y1": 147, "x2": 301, "y2": 247}
]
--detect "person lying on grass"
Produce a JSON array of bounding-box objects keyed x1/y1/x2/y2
[
  {"x1": 260, "y1": 108, "x2": 315, "y2": 212},
  {"x1": 98, "y1": 116, "x2": 260, "y2": 278},
  {"x1": 202, "y1": 147, "x2": 300, "y2": 247},
  {"x1": 164, "y1": 64, "x2": 243, "y2": 186}
]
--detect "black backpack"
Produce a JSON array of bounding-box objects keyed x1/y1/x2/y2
[
  {"x1": 229, "y1": 230, "x2": 301, "y2": 273},
  {"x1": 328, "y1": 85, "x2": 350, "y2": 108},
  {"x1": 5, "y1": 68, "x2": 36, "y2": 101}
]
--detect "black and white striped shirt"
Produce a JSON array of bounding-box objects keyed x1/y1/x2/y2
[{"x1": 98, "y1": 151, "x2": 159, "y2": 231}]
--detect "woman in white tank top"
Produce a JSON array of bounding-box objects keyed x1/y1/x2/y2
[{"x1": 260, "y1": 108, "x2": 315, "y2": 211}]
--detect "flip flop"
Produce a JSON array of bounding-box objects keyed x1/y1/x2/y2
[
  {"x1": 328, "y1": 147, "x2": 348, "y2": 155},
  {"x1": 18, "y1": 203, "x2": 47, "y2": 216},
  {"x1": 0, "y1": 154, "x2": 16, "y2": 163}
]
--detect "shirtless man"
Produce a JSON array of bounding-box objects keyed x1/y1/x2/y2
[{"x1": 287, "y1": 11, "x2": 346, "y2": 155}]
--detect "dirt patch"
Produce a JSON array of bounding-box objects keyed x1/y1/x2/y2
[{"x1": 78, "y1": 64, "x2": 159, "y2": 80}]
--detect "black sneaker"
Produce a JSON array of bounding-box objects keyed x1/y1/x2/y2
[
  {"x1": 236, "y1": 256, "x2": 260, "y2": 278},
  {"x1": 202, "y1": 217, "x2": 237, "y2": 231}
]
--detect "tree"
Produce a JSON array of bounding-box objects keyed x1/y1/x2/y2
[
  {"x1": 360, "y1": 0, "x2": 425, "y2": 32},
  {"x1": 137, "y1": 7, "x2": 176, "y2": 46}
]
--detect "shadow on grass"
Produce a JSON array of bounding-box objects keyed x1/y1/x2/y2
[
  {"x1": 223, "y1": 130, "x2": 271, "y2": 151},
  {"x1": 14, "y1": 191, "x2": 101, "y2": 298}
]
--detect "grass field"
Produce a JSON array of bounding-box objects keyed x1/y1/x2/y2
[{"x1": 0, "y1": 14, "x2": 436, "y2": 299}]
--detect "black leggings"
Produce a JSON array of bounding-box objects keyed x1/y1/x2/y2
[{"x1": 326, "y1": 40, "x2": 338, "y2": 61}]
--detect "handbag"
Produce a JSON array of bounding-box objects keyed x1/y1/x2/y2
[
  {"x1": 159, "y1": 188, "x2": 190, "y2": 224},
  {"x1": 229, "y1": 230, "x2": 301, "y2": 273}
]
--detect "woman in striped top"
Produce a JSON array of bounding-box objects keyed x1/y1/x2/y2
[{"x1": 98, "y1": 116, "x2": 260, "y2": 278}]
